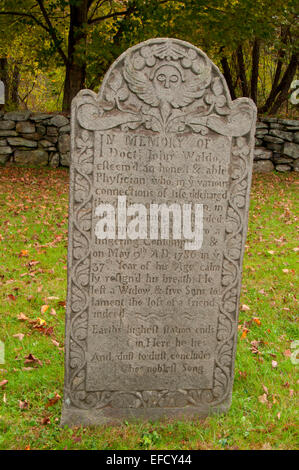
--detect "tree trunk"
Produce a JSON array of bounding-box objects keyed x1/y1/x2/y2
[
  {"x1": 11, "y1": 62, "x2": 20, "y2": 107},
  {"x1": 62, "y1": 0, "x2": 89, "y2": 111},
  {"x1": 250, "y1": 38, "x2": 260, "y2": 104},
  {"x1": 221, "y1": 56, "x2": 236, "y2": 100},
  {"x1": 259, "y1": 26, "x2": 289, "y2": 113},
  {"x1": 269, "y1": 53, "x2": 298, "y2": 115},
  {"x1": 236, "y1": 45, "x2": 249, "y2": 97}
]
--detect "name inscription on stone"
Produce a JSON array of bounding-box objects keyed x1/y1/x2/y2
[{"x1": 62, "y1": 38, "x2": 256, "y2": 425}]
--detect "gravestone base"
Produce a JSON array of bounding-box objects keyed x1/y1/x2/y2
[{"x1": 61, "y1": 395, "x2": 231, "y2": 426}]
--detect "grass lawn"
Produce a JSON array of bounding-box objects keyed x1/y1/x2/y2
[{"x1": 0, "y1": 167, "x2": 298, "y2": 450}]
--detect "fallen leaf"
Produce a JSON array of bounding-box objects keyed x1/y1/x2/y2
[
  {"x1": 45, "y1": 392, "x2": 61, "y2": 408},
  {"x1": 19, "y1": 250, "x2": 29, "y2": 257},
  {"x1": 24, "y1": 353, "x2": 42, "y2": 367},
  {"x1": 19, "y1": 400, "x2": 29, "y2": 410},
  {"x1": 258, "y1": 393, "x2": 268, "y2": 404},
  {"x1": 253, "y1": 317, "x2": 261, "y2": 325},
  {"x1": 52, "y1": 339, "x2": 60, "y2": 347},
  {"x1": 262, "y1": 443, "x2": 272, "y2": 450},
  {"x1": 0, "y1": 380, "x2": 8, "y2": 388},
  {"x1": 41, "y1": 417, "x2": 51, "y2": 425},
  {"x1": 13, "y1": 333, "x2": 24, "y2": 341},
  {"x1": 17, "y1": 313, "x2": 29, "y2": 321},
  {"x1": 25, "y1": 445, "x2": 31, "y2": 450},
  {"x1": 284, "y1": 349, "x2": 291, "y2": 357},
  {"x1": 272, "y1": 360, "x2": 278, "y2": 368},
  {"x1": 41, "y1": 305, "x2": 49, "y2": 314},
  {"x1": 240, "y1": 304, "x2": 250, "y2": 311},
  {"x1": 49, "y1": 308, "x2": 57, "y2": 316},
  {"x1": 240, "y1": 328, "x2": 249, "y2": 339}
]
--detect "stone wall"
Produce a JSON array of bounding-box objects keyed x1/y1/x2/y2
[
  {"x1": 0, "y1": 111, "x2": 298, "y2": 171},
  {"x1": 254, "y1": 117, "x2": 299, "y2": 172},
  {"x1": 0, "y1": 111, "x2": 70, "y2": 167}
]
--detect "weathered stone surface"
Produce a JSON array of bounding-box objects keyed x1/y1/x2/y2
[
  {"x1": 30, "y1": 113, "x2": 53, "y2": 121},
  {"x1": 293, "y1": 132, "x2": 299, "y2": 144},
  {"x1": 21, "y1": 132, "x2": 43, "y2": 141},
  {"x1": 283, "y1": 142, "x2": 299, "y2": 159},
  {"x1": 40, "y1": 139, "x2": 53, "y2": 148},
  {"x1": 255, "y1": 138, "x2": 263, "y2": 146},
  {"x1": 268, "y1": 123, "x2": 283, "y2": 129},
  {"x1": 255, "y1": 129, "x2": 268, "y2": 137},
  {"x1": 36, "y1": 125, "x2": 46, "y2": 135},
  {"x1": 263, "y1": 135, "x2": 284, "y2": 144},
  {"x1": 256, "y1": 122, "x2": 268, "y2": 129},
  {"x1": 254, "y1": 147, "x2": 272, "y2": 160},
  {"x1": 0, "y1": 120, "x2": 15, "y2": 130},
  {"x1": 280, "y1": 119, "x2": 298, "y2": 127},
  {"x1": 269, "y1": 129, "x2": 293, "y2": 142},
  {"x1": 253, "y1": 159, "x2": 274, "y2": 172},
  {"x1": 272, "y1": 154, "x2": 293, "y2": 164},
  {"x1": 293, "y1": 159, "x2": 299, "y2": 171},
  {"x1": 262, "y1": 117, "x2": 277, "y2": 123},
  {"x1": 14, "y1": 149, "x2": 48, "y2": 165},
  {"x1": 0, "y1": 154, "x2": 9, "y2": 164},
  {"x1": 49, "y1": 115, "x2": 69, "y2": 127},
  {"x1": 266, "y1": 143, "x2": 283, "y2": 152},
  {"x1": 61, "y1": 38, "x2": 256, "y2": 426},
  {"x1": 7, "y1": 137, "x2": 37, "y2": 148},
  {"x1": 0, "y1": 139, "x2": 7, "y2": 146},
  {"x1": 0, "y1": 146, "x2": 12, "y2": 155},
  {"x1": 4, "y1": 111, "x2": 31, "y2": 121},
  {"x1": 0, "y1": 130, "x2": 17, "y2": 137},
  {"x1": 49, "y1": 152, "x2": 59, "y2": 168},
  {"x1": 60, "y1": 152, "x2": 70, "y2": 166},
  {"x1": 58, "y1": 133, "x2": 70, "y2": 153},
  {"x1": 275, "y1": 164, "x2": 291, "y2": 172},
  {"x1": 16, "y1": 121, "x2": 36, "y2": 134},
  {"x1": 47, "y1": 126, "x2": 58, "y2": 136},
  {"x1": 59, "y1": 124, "x2": 71, "y2": 134}
]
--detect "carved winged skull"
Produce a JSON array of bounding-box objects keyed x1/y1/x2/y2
[{"x1": 123, "y1": 55, "x2": 209, "y2": 125}]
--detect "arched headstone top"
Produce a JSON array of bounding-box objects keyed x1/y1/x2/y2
[{"x1": 75, "y1": 38, "x2": 256, "y2": 138}]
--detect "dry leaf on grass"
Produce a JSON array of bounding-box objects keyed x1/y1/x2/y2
[{"x1": 13, "y1": 333, "x2": 25, "y2": 341}]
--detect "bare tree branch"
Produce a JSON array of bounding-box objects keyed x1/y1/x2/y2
[
  {"x1": 35, "y1": 0, "x2": 68, "y2": 65},
  {"x1": 0, "y1": 11, "x2": 49, "y2": 32}
]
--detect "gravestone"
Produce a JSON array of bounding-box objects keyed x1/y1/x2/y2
[
  {"x1": 0, "y1": 81, "x2": 4, "y2": 105},
  {"x1": 61, "y1": 38, "x2": 256, "y2": 426}
]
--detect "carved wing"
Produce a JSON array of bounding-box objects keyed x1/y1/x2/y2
[
  {"x1": 123, "y1": 57, "x2": 159, "y2": 107},
  {"x1": 172, "y1": 68, "x2": 211, "y2": 108}
]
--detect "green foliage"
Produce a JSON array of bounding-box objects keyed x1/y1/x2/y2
[{"x1": 0, "y1": 0, "x2": 298, "y2": 112}]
